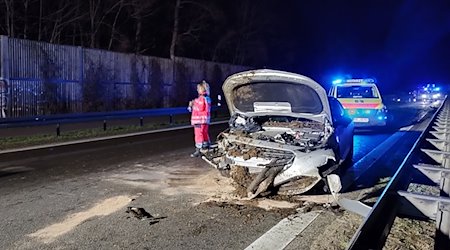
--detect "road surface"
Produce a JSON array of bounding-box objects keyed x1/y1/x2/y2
[{"x1": 0, "y1": 102, "x2": 433, "y2": 250}]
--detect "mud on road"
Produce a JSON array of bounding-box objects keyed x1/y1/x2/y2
[{"x1": 106, "y1": 152, "x2": 304, "y2": 212}]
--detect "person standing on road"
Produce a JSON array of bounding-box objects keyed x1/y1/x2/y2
[{"x1": 188, "y1": 80, "x2": 211, "y2": 157}]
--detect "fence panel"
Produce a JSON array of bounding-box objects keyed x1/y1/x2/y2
[{"x1": 0, "y1": 36, "x2": 250, "y2": 118}]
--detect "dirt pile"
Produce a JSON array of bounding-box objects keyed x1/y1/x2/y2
[
  {"x1": 229, "y1": 166, "x2": 255, "y2": 197},
  {"x1": 227, "y1": 144, "x2": 262, "y2": 160}
]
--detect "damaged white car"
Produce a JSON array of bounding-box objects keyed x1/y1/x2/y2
[{"x1": 203, "y1": 70, "x2": 354, "y2": 198}]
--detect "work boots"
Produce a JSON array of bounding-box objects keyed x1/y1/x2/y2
[{"x1": 190, "y1": 148, "x2": 201, "y2": 158}]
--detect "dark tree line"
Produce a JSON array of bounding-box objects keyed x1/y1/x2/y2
[{"x1": 0, "y1": 0, "x2": 273, "y2": 66}]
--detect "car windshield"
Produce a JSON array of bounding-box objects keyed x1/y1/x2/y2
[
  {"x1": 232, "y1": 81, "x2": 323, "y2": 114},
  {"x1": 337, "y1": 85, "x2": 379, "y2": 98}
]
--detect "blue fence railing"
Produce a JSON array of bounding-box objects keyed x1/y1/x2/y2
[{"x1": 0, "y1": 106, "x2": 226, "y2": 128}]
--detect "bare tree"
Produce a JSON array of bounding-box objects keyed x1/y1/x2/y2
[
  {"x1": 38, "y1": 0, "x2": 43, "y2": 40},
  {"x1": 127, "y1": 0, "x2": 159, "y2": 54},
  {"x1": 169, "y1": 0, "x2": 219, "y2": 60},
  {"x1": 3, "y1": 0, "x2": 15, "y2": 37},
  {"x1": 169, "y1": 0, "x2": 181, "y2": 60},
  {"x1": 22, "y1": 0, "x2": 31, "y2": 39},
  {"x1": 107, "y1": 0, "x2": 125, "y2": 50},
  {"x1": 87, "y1": 0, "x2": 124, "y2": 48},
  {"x1": 47, "y1": 1, "x2": 84, "y2": 43},
  {"x1": 210, "y1": 0, "x2": 266, "y2": 65}
]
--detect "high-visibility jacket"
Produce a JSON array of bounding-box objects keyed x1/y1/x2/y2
[{"x1": 191, "y1": 94, "x2": 211, "y2": 125}]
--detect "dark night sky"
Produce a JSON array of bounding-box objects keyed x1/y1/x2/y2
[{"x1": 263, "y1": 0, "x2": 450, "y2": 93}]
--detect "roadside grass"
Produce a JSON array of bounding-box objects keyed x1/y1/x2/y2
[{"x1": 0, "y1": 117, "x2": 228, "y2": 151}]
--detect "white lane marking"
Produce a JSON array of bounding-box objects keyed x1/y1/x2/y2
[
  {"x1": 399, "y1": 125, "x2": 414, "y2": 131},
  {"x1": 28, "y1": 195, "x2": 132, "y2": 244},
  {"x1": 245, "y1": 211, "x2": 321, "y2": 250},
  {"x1": 340, "y1": 122, "x2": 416, "y2": 191},
  {"x1": 0, "y1": 120, "x2": 228, "y2": 154}
]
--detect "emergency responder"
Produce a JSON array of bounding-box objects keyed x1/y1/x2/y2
[{"x1": 188, "y1": 80, "x2": 211, "y2": 157}]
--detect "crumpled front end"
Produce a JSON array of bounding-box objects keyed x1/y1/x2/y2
[
  {"x1": 203, "y1": 116, "x2": 337, "y2": 198},
  {"x1": 201, "y1": 69, "x2": 340, "y2": 198}
]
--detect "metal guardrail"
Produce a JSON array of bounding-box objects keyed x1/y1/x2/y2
[
  {"x1": 0, "y1": 106, "x2": 226, "y2": 129},
  {"x1": 347, "y1": 97, "x2": 448, "y2": 250}
]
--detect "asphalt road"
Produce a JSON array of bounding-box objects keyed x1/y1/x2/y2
[{"x1": 0, "y1": 101, "x2": 432, "y2": 250}]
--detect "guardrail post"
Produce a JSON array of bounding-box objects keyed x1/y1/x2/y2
[
  {"x1": 140, "y1": 117, "x2": 143, "y2": 127},
  {"x1": 169, "y1": 114, "x2": 173, "y2": 125},
  {"x1": 56, "y1": 123, "x2": 60, "y2": 136},
  {"x1": 103, "y1": 120, "x2": 107, "y2": 131},
  {"x1": 435, "y1": 102, "x2": 450, "y2": 248}
]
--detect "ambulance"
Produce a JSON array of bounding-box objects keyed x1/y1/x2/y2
[{"x1": 329, "y1": 78, "x2": 387, "y2": 127}]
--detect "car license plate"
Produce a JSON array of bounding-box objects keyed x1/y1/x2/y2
[{"x1": 353, "y1": 117, "x2": 369, "y2": 122}]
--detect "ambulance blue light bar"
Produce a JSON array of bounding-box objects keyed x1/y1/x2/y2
[
  {"x1": 332, "y1": 79, "x2": 343, "y2": 85},
  {"x1": 344, "y1": 78, "x2": 376, "y2": 83}
]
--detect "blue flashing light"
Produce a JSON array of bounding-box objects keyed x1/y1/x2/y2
[
  {"x1": 332, "y1": 79, "x2": 343, "y2": 85},
  {"x1": 435, "y1": 87, "x2": 441, "y2": 91},
  {"x1": 377, "y1": 116, "x2": 384, "y2": 120},
  {"x1": 343, "y1": 78, "x2": 376, "y2": 84}
]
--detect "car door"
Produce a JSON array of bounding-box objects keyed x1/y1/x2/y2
[{"x1": 329, "y1": 97, "x2": 354, "y2": 160}]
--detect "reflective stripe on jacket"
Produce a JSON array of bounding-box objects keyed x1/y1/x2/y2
[{"x1": 191, "y1": 95, "x2": 211, "y2": 125}]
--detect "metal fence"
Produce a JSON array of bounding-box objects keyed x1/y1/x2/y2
[{"x1": 0, "y1": 36, "x2": 249, "y2": 118}]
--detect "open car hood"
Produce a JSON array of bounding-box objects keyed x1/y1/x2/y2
[{"x1": 222, "y1": 70, "x2": 332, "y2": 123}]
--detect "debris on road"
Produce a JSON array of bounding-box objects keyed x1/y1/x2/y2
[{"x1": 126, "y1": 206, "x2": 165, "y2": 224}]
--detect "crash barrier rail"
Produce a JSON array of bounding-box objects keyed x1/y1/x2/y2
[
  {"x1": 0, "y1": 106, "x2": 227, "y2": 131},
  {"x1": 347, "y1": 96, "x2": 449, "y2": 249}
]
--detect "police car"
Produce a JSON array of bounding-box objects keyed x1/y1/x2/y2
[{"x1": 329, "y1": 78, "x2": 387, "y2": 127}]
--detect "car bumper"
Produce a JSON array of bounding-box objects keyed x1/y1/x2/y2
[{"x1": 351, "y1": 116, "x2": 387, "y2": 127}]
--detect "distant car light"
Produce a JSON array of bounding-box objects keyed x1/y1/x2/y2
[
  {"x1": 396, "y1": 98, "x2": 401, "y2": 102},
  {"x1": 421, "y1": 94, "x2": 427, "y2": 98}
]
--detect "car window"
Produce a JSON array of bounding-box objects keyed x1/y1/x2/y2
[
  {"x1": 232, "y1": 81, "x2": 323, "y2": 114},
  {"x1": 337, "y1": 85, "x2": 379, "y2": 98}
]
